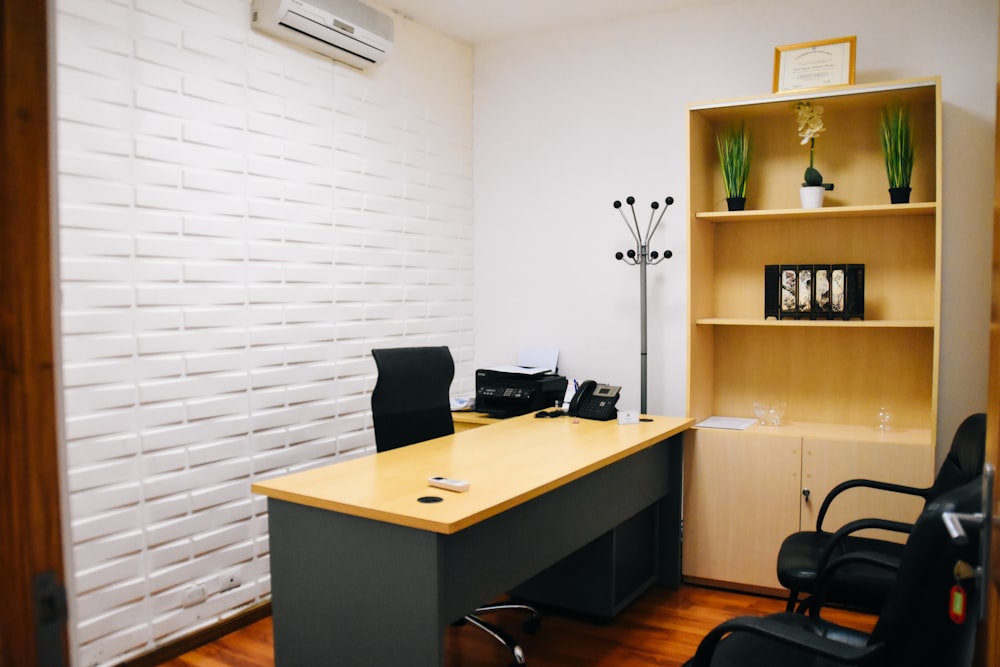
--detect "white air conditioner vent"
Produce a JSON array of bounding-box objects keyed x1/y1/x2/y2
[{"x1": 251, "y1": 0, "x2": 394, "y2": 69}]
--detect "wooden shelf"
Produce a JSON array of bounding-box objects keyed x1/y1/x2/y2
[
  {"x1": 695, "y1": 202, "x2": 937, "y2": 222},
  {"x1": 695, "y1": 318, "x2": 935, "y2": 328},
  {"x1": 686, "y1": 76, "x2": 942, "y2": 430},
  {"x1": 689, "y1": 77, "x2": 938, "y2": 114},
  {"x1": 691, "y1": 419, "x2": 931, "y2": 445}
]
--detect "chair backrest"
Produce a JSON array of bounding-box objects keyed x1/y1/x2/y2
[
  {"x1": 867, "y1": 475, "x2": 982, "y2": 667},
  {"x1": 927, "y1": 413, "x2": 987, "y2": 499},
  {"x1": 371, "y1": 346, "x2": 455, "y2": 452}
]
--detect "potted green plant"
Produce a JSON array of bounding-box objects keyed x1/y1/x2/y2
[
  {"x1": 715, "y1": 122, "x2": 751, "y2": 211},
  {"x1": 879, "y1": 103, "x2": 915, "y2": 204},
  {"x1": 794, "y1": 101, "x2": 834, "y2": 208}
]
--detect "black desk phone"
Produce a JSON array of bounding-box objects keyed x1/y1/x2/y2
[{"x1": 568, "y1": 380, "x2": 621, "y2": 421}]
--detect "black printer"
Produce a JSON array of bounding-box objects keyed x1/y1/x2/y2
[{"x1": 475, "y1": 369, "x2": 568, "y2": 418}]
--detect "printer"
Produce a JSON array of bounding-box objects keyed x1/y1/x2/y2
[{"x1": 475, "y1": 369, "x2": 568, "y2": 418}]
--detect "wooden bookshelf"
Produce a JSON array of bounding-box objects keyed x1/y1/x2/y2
[{"x1": 682, "y1": 77, "x2": 942, "y2": 591}]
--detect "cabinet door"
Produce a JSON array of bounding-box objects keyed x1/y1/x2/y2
[
  {"x1": 683, "y1": 429, "x2": 801, "y2": 589},
  {"x1": 800, "y1": 438, "x2": 934, "y2": 542}
]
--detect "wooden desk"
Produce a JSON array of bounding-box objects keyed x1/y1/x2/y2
[
  {"x1": 451, "y1": 410, "x2": 500, "y2": 432},
  {"x1": 253, "y1": 413, "x2": 692, "y2": 666}
]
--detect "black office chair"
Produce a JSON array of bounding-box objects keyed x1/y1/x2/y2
[
  {"x1": 371, "y1": 346, "x2": 541, "y2": 666},
  {"x1": 776, "y1": 412, "x2": 986, "y2": 614},
  {"x1": 685, "y1": 474, "x2": 985, "y2": 667}
]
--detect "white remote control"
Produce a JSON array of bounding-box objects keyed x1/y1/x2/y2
[{"x1": 428, "y1": 476, "x2": 470, "y2": 493}]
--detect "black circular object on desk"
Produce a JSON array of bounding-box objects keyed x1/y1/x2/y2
[{"x1": 418, "y1": 496, "x2": 443, "y2": 503}]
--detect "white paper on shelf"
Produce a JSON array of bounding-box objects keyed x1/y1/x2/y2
[{"x1": 695, "y1": 416, "x2": 757, "y2": 430}]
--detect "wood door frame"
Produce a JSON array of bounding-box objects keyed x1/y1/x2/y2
[
  {"x1": 983, "y1": 9, "x2": 1000, "y2": 666},
  {"x1": 0, "y1": 0, "x2": 69, "y2": 664}
]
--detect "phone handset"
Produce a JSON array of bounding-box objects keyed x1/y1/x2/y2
[
  {"x1": 568, "y1": 380, "x2": 621, "y2": 421},
  {"x1": 567, "y1": 380, "x2": 594, "y2": 416}
]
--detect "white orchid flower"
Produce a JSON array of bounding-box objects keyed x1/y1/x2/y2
[{"x1": 795, "y1": 102, "x2": 826, "y2": 144}]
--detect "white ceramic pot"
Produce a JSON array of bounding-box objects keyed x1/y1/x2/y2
[{"x1": 799, "y1": 186, "x2": 825, "y2": 208}]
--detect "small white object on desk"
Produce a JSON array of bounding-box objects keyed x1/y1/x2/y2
[
  {"x1": 428, "y1": 476, "x2": 470, "y2": 493},
  {"x1": 617, "y1": 409, "x2": 640, "y2": 425}
]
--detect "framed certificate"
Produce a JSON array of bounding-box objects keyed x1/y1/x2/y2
[{"x1": 773, "y1": 36, "x2": 856, "y2": 93}]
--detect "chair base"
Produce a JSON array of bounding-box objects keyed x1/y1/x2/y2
[{"x1": 460, "y1": 602, "x2": 541, "y2": 666}]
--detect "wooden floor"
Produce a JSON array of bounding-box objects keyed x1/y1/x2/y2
[{"x1": 161, "y1": 585, "x2": 876, "y2": 666}]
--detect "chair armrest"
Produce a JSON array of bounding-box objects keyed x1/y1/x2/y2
[
  {"x1": 816, "y1": 478, "x2": 932, "y2": 531},
  {"x1": 806, "y1": 550, "x2": 903, "y2": 617},
  {"x1": 688, "y1": 615, "x2": 884, "y2": 666},
  {"x1": 813, "y1": 517, "x2": 914, "y2": 575}
]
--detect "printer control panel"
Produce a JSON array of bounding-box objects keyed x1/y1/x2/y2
[{"x1": 479, "y1": 386, "x2": 536, "y2": 400}]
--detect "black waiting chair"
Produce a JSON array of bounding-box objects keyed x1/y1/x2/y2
[
  {"x1": 684, "y1": 474, "x2": 985, "y2": 667},
  {"x1": 371, "y1": 346, "x2": 541, "y2": 666},
  {"x1": 776, "y1": 412, "x2": 986, "y2": 614}
]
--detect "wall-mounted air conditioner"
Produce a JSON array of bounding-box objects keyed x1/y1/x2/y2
[{"x1": 251, "y1": 0, "x2": 394, "y2": 69}]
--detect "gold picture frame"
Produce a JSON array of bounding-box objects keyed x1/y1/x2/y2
[{"x1": 773, "y1": 36, "x2": 856, "y2": 93}]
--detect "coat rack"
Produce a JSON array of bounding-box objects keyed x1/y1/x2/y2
[{"x1": 613, "y1": 196, "x2": 674, "y2": 414}]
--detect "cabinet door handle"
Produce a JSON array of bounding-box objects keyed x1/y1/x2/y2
[{"x1": 802, "y1": 488, "x2": 810, "y2": 502}]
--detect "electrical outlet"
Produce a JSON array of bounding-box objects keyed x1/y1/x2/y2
[
  {"x1": 218, "y1": 569, "x2": 242, "y2": 592},
  {"x1": 181, "y1": 585, "x2": 206, "y2": 607}
]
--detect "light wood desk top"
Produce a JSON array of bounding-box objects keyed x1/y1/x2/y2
[
  {"x1": 252, "y1": 413, "x2": 693, "y2": 535},
  {"x1": 451, "y1": 410, "x2": 500, "y2": 427}
]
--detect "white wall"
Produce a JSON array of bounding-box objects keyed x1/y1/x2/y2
[
  {"x1": 473, "y1": 0, "x2": 999, "y2": 455},
  {"x1": 55, "y1": 1, "x2": 472, "y2": 664}
]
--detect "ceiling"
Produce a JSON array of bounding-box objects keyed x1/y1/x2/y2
[{"x1": 379, "y1": 0, "x2": 709, "y2": 45}]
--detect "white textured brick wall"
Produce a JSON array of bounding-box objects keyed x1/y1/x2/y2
[{"x1": 55, "y1": 2, "x2": 473, "y2": 664}]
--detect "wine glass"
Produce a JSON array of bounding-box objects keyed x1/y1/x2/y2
[
  {"x1": 878, "y1": 406, "x2": 892, "y2": 433},
  {"x1": 767, "y1": 401, "x2": 786, "y2": 427},
  {"x1": 753, "y1": 401, "x2": 768, "y2": 425}
]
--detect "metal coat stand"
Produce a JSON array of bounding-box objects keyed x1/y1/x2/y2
[{"x1": 613, "y1": 196, "x2": 674, "y2": 414}]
